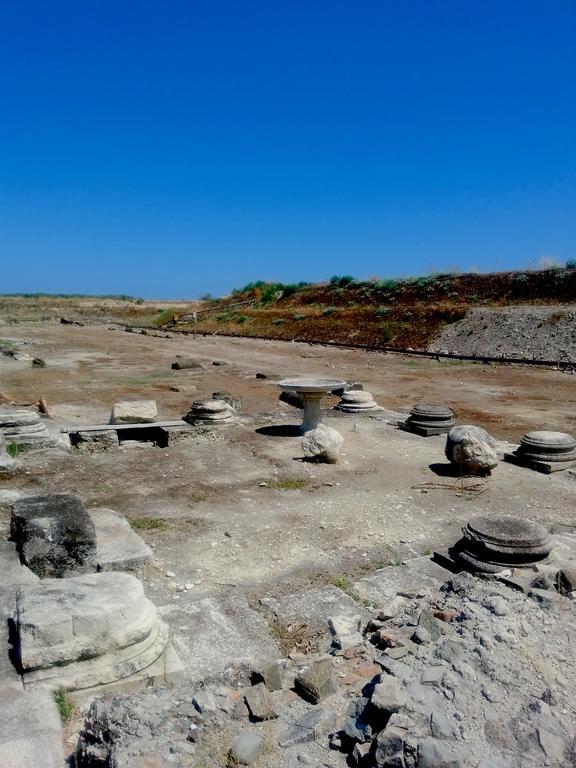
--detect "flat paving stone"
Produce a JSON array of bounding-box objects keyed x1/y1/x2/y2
[
  {"x1": 352, "y1": 557, "x2": 450, "y2": 606},
  {"x1": 159, "y1": 594, "x2": 280, "y2": 682},
  {"x1": 261, "y1": 585, "x2": 370, "y2": 631},
  {"x1": 0, "y1": 689, "x2": 64, "y2": 768}
]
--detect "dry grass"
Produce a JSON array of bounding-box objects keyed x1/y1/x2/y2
[{"x1": 268, "y1": 617, "x2": 320, "y2": 656}]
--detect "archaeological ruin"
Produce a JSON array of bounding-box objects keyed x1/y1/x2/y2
[{"x1": 0, "y1": 318, "x2": 575, "y2": 768}]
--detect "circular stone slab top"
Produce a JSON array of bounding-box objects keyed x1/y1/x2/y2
[
  {"x1": 0, "y1": 409, "x2": 41, "y2": 427},
  {"x1": 463, "y1": 515, "x2": 550, "y2": 550},
  {"x1": 340, "y1": 390, "x2": 374, "y2": 403},
  {"x1": 191, "y1": 399, "x2": 228, "y2": 413},
  {"x1": 410, "y1": 404, "x2": 454, "y2": 420},
  {"x1": 520, "y1": 431, "x2": 576, "y2": 453},
  {"x1": 278, "y1": 378, "x2": 347, "y2": 393}
]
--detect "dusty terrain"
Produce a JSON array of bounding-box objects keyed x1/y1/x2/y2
[
  {"x1": 2, "y1": 321, "x2": 576, "y2": 767},
  {"x1": 1, "y1": 322, "x2": 575, "y2": 595}
]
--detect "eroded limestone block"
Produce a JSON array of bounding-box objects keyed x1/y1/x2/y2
[
  {"x1": 302, "y1": 424, "x2": 344, "y2": 463},
  {"x1": 89, "y1": 508, "x2": 152, "y2": 572},
  {"x1": 16, "y1": 572, "x2": 170, "y2": 692},
  {"x1": 445, "y1": 425, "x2": 498, "y2": 475},
  {"x1": 111, "y1": 400, "x2": 158, "y2": 424},
  {"x1": 10, "y1": 494, "x2": 97, "y2": 577},
  {"x1": 74, "y1": 429, "x2": 119, "y2": 454}
]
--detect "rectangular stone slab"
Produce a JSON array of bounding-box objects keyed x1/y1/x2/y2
[
  {"x1": 398, "y1": 422, "x2": 451, "y2": 437},
  {"x1": 89, "y1": 508, "x2": 153, "y2": 572},
  {"x1": 503, "y1": 452, "x2": 576, "y2": 474}
]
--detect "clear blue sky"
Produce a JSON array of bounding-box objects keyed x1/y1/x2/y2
[{"x1": 1, "y1": 1, "x2": 575, "y2": 298}]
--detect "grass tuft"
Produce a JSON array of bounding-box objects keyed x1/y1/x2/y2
[{"x1": 52, "y1": 687, "x2": 74, "y2": 724}]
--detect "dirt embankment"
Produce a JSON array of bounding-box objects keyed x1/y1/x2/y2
[{"x1": 178, "y1": 269, "x2": 576, "y2": 356}]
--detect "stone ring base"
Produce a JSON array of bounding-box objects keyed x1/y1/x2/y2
[{"x1": 503, "y1": 451, "x2": 576, "y2": 474}]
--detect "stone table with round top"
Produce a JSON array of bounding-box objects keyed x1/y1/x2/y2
[{"x1": 277, "y1": 378, "x2": 346, "y2": 433}]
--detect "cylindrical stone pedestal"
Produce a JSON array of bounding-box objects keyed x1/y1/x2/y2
[
  {"x1": 453, "y1": 515, "x2": 552, "y2": 573},
  {"x1": 403, "y1": 404, "x2": 456, "y2": 436},
  {"x1": 185, "y1": 400, "x2": 233, "y2": 424},
  {"x1": 517, "y1": 431, "x2": 576, "y2": 463},
  {"x1": 300, "y1": 392, "x2": 323, "y2": 433},
  {"x1": 335, "y1": 390, "x2": 379, "y2": 413}
]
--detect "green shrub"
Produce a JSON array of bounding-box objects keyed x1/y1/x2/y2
[
  {"x1": 6, "y1": 443, "x2": 19, "y2": 458},
  {"x1": 380, "y1": 321, "x2": 398, "y2": 343},
  {"x1": 292, "y1": 313, "x2": 305, "y2": 321},
  {"x1": 376, "y1": 278, "x2": 402, "y2": 292},
  {"x1": 322, "y1": 306, "x2": 337, "y2": 316},
  {"x1": 272, "y1": 318, "x2": 285, "y2": 325},
  {"x1": 153, "y1": 308, "x2": 178, "y2": 326},
  {"x1": 235, "y1": 315, "x2": 250, "y2": 324},
  {"x1": 566, "y1": 259, "x2": 576, "y2": 270},
  {"x1": 52, "y1": 687, "x2": 74, "y2": 724},
  {"x1": 329, "y1": 275, "x2": 355, "y2": 287}
]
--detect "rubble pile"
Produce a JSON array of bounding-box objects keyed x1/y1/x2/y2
[{"x1": 75, "y1": 562, "x2": 576, "y2": 768}]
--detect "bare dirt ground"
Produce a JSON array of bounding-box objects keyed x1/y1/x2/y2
[
  {"x1": 1, "y1": 322, "x2": 575, "y2": 606},
  {"x1": 2, "y1": 321, "x2": 576, "y2": 767}
]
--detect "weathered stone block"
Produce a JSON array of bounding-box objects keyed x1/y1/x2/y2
[
  {"x1": 294, "y1": 657, "x2": 338, "y2": 703},
  {"x1": 11, "y1": 494, "x2": 97, "y2": 577},
  {"x1": 111, "y1": 400, "x2": 157, "y2": 424}
]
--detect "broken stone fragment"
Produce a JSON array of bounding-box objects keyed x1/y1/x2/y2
[
  {"x1": 328, "y1": 613, "x2": 363, "y2": 650},
  {"x1": 294, "y1": 657, "x2": 338, "y2": 703},
  {"x1": 378, "y1": 595, "x2": 407, "y2": 621},
  {"x1": 229, "y1": 731, "x2": 264, "y2": 765},
  {"x1": 417, "y1": 739, "x2": 463, "y2": 767},
  {"x1": 250, "y1": 661, "x2": 283, "y2": 691},
  {"x1": 374, "y1": 725, "x2": 407, "y2": 766},
  {"x1": 192, "y1": 690, "x2": 217, "y2": 714},
  {"x1": 302, "y1": 423, "x2": 344, "y2": 463},
  {"x1": 370, "y1": 675, "x2": 408, "y2": 719},
  {"x1": 417, "y1": 610, "x2": 445, "y2": 642},
  {"x1": 243, "y1": 682, "x2": 279, "y2": 721}
]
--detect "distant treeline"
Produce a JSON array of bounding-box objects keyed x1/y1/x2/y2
[{"x1": 0, "y1": 293, "x2": 142, "y2": 301}]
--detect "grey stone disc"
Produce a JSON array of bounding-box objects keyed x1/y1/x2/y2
[
  {"x1": 464, "y1": 515, "x2": 549, "y2": 549},
  {"x1": 519, "y1": 431, "x2": 576, "y2": 461},
  {"x1": 455, "y1": 547, "x2": 546, "y2": 573},
  {"x1": 191, "y1": 400, "x2": 228, "y2": 413},
  {"x1": 410, "y1": 404, "x2": 455, "y2": 422}
]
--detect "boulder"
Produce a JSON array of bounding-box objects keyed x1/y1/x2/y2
[
  {"x1": 10, "y1": 494, "x2": 97, "y2": 577},
  {"x1": 302, "y1": 424, "x2": 344, "y2": 463},
  {"x1": 110, "y1": 400, "x2": 157, "y2": 424},
  {"x1": 445, "y1": 425, "x2": 498, "y2": 475}
]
